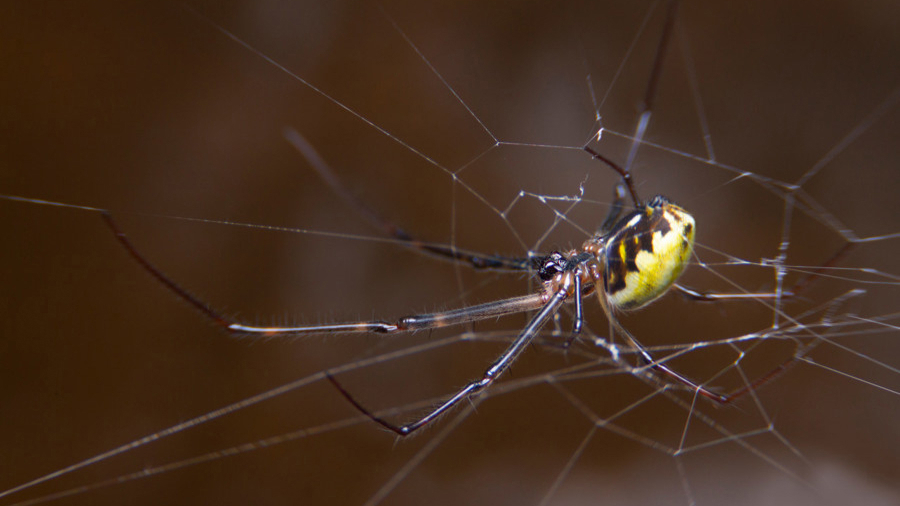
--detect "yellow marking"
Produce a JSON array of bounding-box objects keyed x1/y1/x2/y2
[{"x1": 607, "y1": 205, "x2": 695, "y2": 310}]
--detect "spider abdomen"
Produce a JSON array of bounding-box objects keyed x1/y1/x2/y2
[{"x1": 603, "y1": 196, "x2": 695, "y2": 310}]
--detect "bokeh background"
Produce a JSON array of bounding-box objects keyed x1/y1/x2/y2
[{"x1": 2, "y1": 1, "x2": 898, "y2": 505}]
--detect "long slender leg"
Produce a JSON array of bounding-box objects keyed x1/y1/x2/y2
[
  {"x1": 602, "y1": 311, "x2": 742, "y2": 404},
  {"x1": 103, "y1": 211, "x2": 547, "y2": 337},
  {"x1": 570, "y1": 273, "x2": 585, "y2": 337},
  {"x1": 703, "y1": 289, "x2": 866, "y2": 403},
  {"x1": 598, "y1": 183, "x2": 627, "y2": 235},
  {"x1": 620, "y1": 0, "x2": 679, "y2": 181},
  {"x1": 781, "y1": 242, "x2": 854, "y2": 297},
  {"x1": 328, "y1": 288, "x2": 570, "y2": 436},
  {"x1": 675, "y1": 241, "x2": 853, "y2": 303},
  {"x1": 640, "y1": 334, "x2": 808, "y2": 406},
  {"x1": 590, "y1": 275, "x2": 727, "y2": 403},
  {"x1": 582, "y1": 0, "x2": 681, "y2": 209},
  {"x1": 286, "y1": 129, "x2": 636, "y2": 274},
  {"x1": 649, "y1": 244, "x2": 855, "y2": 401},
  {"x1": 284, "y1": 127, "x2": 534, "y2": 272},
  {"x1": 583, "y1": 146, "x2": 641, "y2": 207},
  {"x1": 604, "y1": 287, "x2": 832, "y2": 405},
  {"x1": 674, "y1": 285, "x2": 795, "y2": 302},
  {"x1": 623, "y1": 0, "x2": 679, "y2": 173}
]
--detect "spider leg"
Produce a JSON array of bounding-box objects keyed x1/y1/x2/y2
[
  {"x1": 607, "y1": 287, "x2": 841, "y2": 405},
  {"x1": 284, "y1": 127, "x2": 534, "y2": 272},
  {"x1": 623, "y1": 0, "x2": 679, "y2": 174},
  {"x1": 645, "y1": 243, "x2": 855, "y2": 402},
  {"x1": 571, "y1": 273, "x2": 585, "y2": 337},
  {"x1": 628, "y1": 327, "x2": 805, "y2": 405},
  {"x1": 583, "y1": 147, "x2": 640, "y2": 207},
  {"x1": 328, "y1": 286, "x2": 570, "y2": 436},
  {"x1": 695, "y1": 288, "x2": 864, "y2": 404},
  {"x1": 582, "y1": 0, "x2": 680, "y2": 209},
  {"x1": 615, "y1": 322, "x2": 732, "y2": 404},
  {"x1": 673, "y1": 284, "x2": 795, "y2": 302},
  {"x1": 103, "y1": 211, "x2": 548, "y2": 336},
  {"x1": 592, "y1": 280, "x2": 735, "y2": 404},
  {"x1": 674, "y1": 241, "x2": 854, "y2": 303},
  {"x1": 598, "y1": 183, "x2": 627, "y2": 235}
]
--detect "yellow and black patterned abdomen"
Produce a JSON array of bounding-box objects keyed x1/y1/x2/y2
[{"x1": 603, "y1": 196, "x2": 695, "y2": 310}]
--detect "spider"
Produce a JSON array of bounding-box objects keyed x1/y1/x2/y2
[
  {"x1": 102, "y1": 126, "x2": 818, "y2": 437},
  {"x1": 97, "y1": 1, "x2": 847, "y2": 436},
  {"x1": 95, "y1": 4, "x2": 843, "y2": 436}
]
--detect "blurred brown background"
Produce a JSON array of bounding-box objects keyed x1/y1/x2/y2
[{"x1": 2, "y1": 1, "x2": 898, "y2": 505}]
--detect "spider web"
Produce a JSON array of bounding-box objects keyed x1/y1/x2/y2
[{"x1": 2, "y1": 1, "x2": 899, "y2": 505}]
